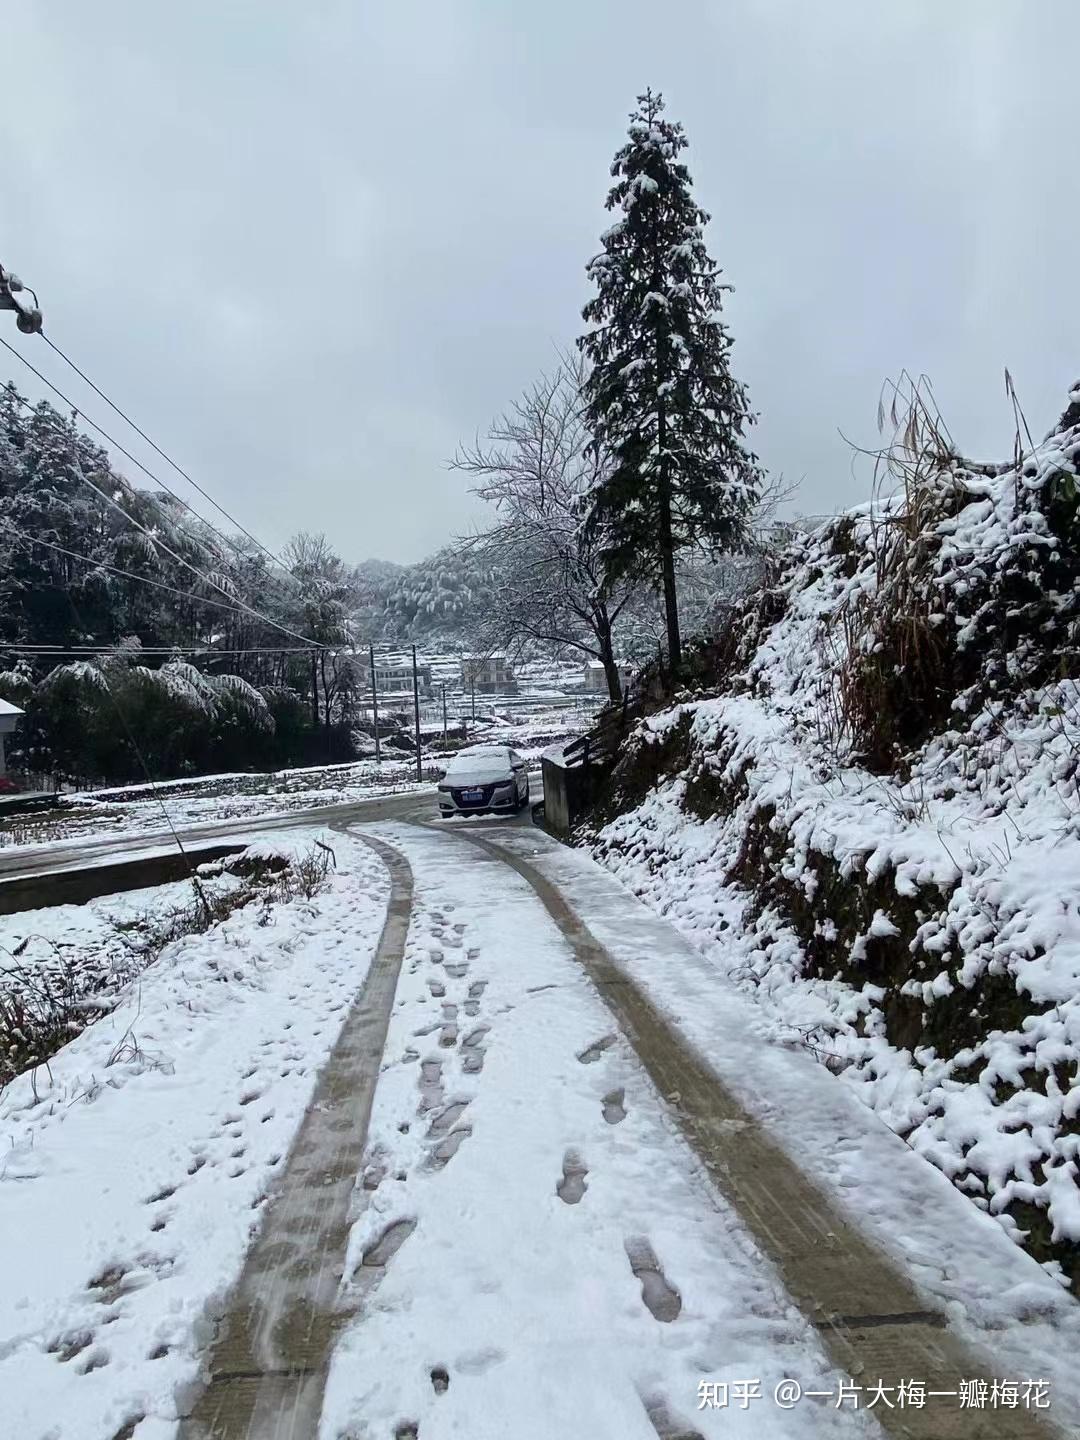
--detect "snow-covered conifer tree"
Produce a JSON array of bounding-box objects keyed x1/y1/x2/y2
[{"x1": 578, "y1": 89, "x2": 761, "y2": 673}]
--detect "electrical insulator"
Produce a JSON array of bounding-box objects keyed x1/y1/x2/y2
[{"x1": 0, "y1": 264, "x2": 43, "y2": 333}]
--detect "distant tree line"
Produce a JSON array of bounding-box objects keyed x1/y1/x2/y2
[{"x1": 0, "y1": 389, "x2": 454, "y2": 783}]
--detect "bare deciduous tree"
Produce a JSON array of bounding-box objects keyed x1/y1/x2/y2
[{"x1": 453, "y1": 356, "x2": 640, "y2": 703}]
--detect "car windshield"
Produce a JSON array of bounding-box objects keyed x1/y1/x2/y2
[{"x1": 445, "y1": 748, "x2": 510, "y2": 778}]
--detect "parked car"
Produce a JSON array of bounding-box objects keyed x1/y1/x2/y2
[{"x1": 437, "y1": 744, "x2": 529, "y2": 818}]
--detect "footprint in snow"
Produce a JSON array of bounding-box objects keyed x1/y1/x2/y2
[
  {"x1": 556, "y1": 1150, "x2": 588, "y2": 1204},
  {"x1": 360, "y1": 1218, "x2": 416, "y2": 1269},
  {"x1": 418, "y1": 1058, "x2": 444, "y2": 1112},
  {"x1": 86, "y1": 1263, "x2": 126, "y2": 1298},
  {"x1": 77, "y1": 1346, "x2": 110, "y2": 1374},
  {"x1": 109, "y1": 1416, "x2": 145, "y2": 1440},
  {"x1": 463, "y1": 979, "x2": 487, "y2": 1017},
  {"x1": 361, "y1": 1160, "x2": 387, "y2": 1192},
  {"x1": 439, "y1": 1004, "x2": 459, "y2": 1048},
  {"x1": 429, "y1": 1127, "x2": 470, "y2": 1168},
  {"x1": 427, "y1": 1100, "x2": 469, "y2": 1137},
  {"x1": 645, "y1": 1396, "x2": 705, "y2": 1440},
  {"x1": 460, "y1": 1025, "x2": 489, "y2": 1075},
  {"x1": 602, "y1": 1089, "x2": 627, "y2": 1124},
  {"x1": 578, "y1": 1034, "x2": 616, "y2": 1065},
  {"x1": 625, "y1": 1238, "x2": 681, "y2": 1323},
  {"x1": 48, "y1": 1329, "x2": 93, "y2": 1363}
]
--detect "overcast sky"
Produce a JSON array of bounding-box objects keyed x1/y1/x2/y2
[{"x1": 1, "y1": 1, "x2": 1076, "y2": 564}]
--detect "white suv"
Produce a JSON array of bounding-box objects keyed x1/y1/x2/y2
[{"x1": 437, "y1": 744, "x2": 529, "y2": 818}]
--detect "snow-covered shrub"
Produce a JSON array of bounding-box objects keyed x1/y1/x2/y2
[{"x1": 0, "y1": 840, "x2": 336, "y2": 1087}]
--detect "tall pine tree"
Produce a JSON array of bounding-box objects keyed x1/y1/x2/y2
[{"x1": 578, "y1": 89, "x2": 761, "y2": 674}]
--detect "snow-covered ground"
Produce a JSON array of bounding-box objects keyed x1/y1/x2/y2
[
  {"x1": 1, "y1": 804, "x2": 1075, "y2": 1436},
  {"x1": 0, "y1": 829, "x2": 390, "y2": 1440},
  {"x1": 323, "y1": 823, "x2": 870, "y2": 1439}
]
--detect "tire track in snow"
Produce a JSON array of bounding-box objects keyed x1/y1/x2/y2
[
  {"x1": 451, "y1": 825, "x2": 1065, "y2": 1440},
  {"x1": 178, "y1": 833, "x2": 412, "y2": 1440}
]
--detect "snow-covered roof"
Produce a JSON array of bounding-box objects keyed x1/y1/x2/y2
[{"x1": 0, "y1": 699, "x2": 23, "y2": 717}]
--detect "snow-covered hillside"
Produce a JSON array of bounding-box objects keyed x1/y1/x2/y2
[{"x1": 585, "y1": 381, "x2": 1080, "y2": 1283}]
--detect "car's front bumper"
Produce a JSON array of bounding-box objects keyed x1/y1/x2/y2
[{"x1": 438, "y1": 782, "x2": 517, "y2": 816}]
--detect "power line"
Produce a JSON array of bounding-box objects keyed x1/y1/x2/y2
[
  {"x1": 0, "y1": 518, "x2": 270, "y2": 625},
  {"x1": 31, "y1": 327, "x2": 367, "y2": 654},
  {"x1": 0, "y1": 335, "x2": 254, "y2": 572},
  {"x1": 1, "y1": 385, "x2": 318, "y2": 648},
  {"x1": 7, "y1": 316, "x2": 368, "y2": 652},
  {"x1": 40, "y1": 330, "x2": 296, "y2": 580},
  {"x1": 3, "y1": 517, "x2": 439, "y2": 657}
]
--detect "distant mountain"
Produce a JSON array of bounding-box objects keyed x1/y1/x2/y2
[{"x1": 353, "y1": 557, "x2": 406, "y2": 584}]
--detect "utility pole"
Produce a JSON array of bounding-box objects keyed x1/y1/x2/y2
[
  {"x1": 442, "y1": 684, "x2": 448, "y2": 739},
  {"x1": 368, "y1": 644, "x2": 380, "y2": 766},
  {"x1": 411, "y1": 644, "x2": 422, "y2": 782}
]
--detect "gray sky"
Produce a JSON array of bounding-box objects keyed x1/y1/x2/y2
[{"x1": 1, "y1": 1, "x2": 1076, "y2": 563}]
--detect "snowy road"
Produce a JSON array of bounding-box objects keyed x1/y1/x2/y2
[
  {"x1": 188, "y1": 819, "x2": 1066, "y2": 1439},
  {"x1": 1, "y1": 806, "x2": 1073, "y2": 1438}
]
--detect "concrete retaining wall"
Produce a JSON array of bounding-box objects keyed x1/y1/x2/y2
[{"x1": 0, "y1": 843, "x2": 245, "y2": 916}]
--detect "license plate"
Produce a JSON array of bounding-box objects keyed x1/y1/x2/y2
[{"x1": 461, "y1": 788, "x2": 484, "y2": 803}]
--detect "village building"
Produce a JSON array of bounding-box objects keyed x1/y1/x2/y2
[
  {"x1": 369, "y1": 655, "x2": 433, "y2": 697},
  {"x1": 583, "y1": 660, "x2": 634, "y2": 694},
  {"x1": 460, "y1": 653, "x2": 517, "y2": 694},
  {"x1": 0, "y1": 698, "x2": 23, "y2": 778}
]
